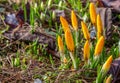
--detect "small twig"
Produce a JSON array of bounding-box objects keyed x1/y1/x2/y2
[
  {"x1": 11, "y1": 25, "x2": 20, "y2": 36},
  {"x1": 54, "y1": 72, "x2": 63, "y2": 83},
  {"x1": 0, "y1": 15, "x2": 7, "y2": 27},
  {"x1": 82, "y1": 79, "x2": 88, "y2": 83}
]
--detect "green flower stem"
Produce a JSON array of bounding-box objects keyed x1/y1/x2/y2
[
  {"x1": 59, "y1": 51, "x2": 67, "y2": 69},
  {"x1": 75, "y1": 30, "x2": 79, "y2": 56},
  {"x1": 96, "y1": 70, "x2": 107, "y2": 83},
  {"x1": 96, "y1": 71, "x2": 103, "y2": 83},
  {"x1": 59, "y1": 51, "x2": 65, "y2": 63},
  {"x1": 91, "y1": 56, "x2": 99, "y2": 68},
  {"x1": 69, "y1": 52, "x2": 77, "y2": 69},
  {"x1": 75, "y1": 30, "x2": 78, "y2": 47},
  {"x1": 84, "y1": 60, "x2": 90, "y2": 68}
]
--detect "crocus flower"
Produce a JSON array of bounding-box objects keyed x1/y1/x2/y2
[
  {"x1": 81, "y1": 21, "x2": 90, "y2": 40},
  {"x1": 71, "y1": 10, "x2": 78, "y2": 30},
  {"x1": 58, "y1": 36, "x2": 64, "y2": 52},
  {"x1": 60, "y1": 16, "x2": 70, "y2": 32},
  {"x1": 89, "y1": 3, "x2": 97, "y2": 26},
  {"x1": 83, "y1": 40, "x2": 90, "y2": 61},
  {"x1": 102, "y1": 55, "x2": 113, "y2": 72},
  {"x1": 94, "y1": 36, "x2": 104, "y2": 56},
  {"x1": 65, "y1": 30, "x2": 75, "y2": 52},
  {"x1": 97, "y1": 14, "x2": 103, "y2": 39},
  {"x1": 97, "y1": 14, "x2": 103, "y2": 34},
  {"x1": 97, "y1": 32, "x2": 101, "y2": 40}
]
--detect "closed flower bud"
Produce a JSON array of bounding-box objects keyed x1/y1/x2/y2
[
  {"x1": 97, "y1": 31, "x2": 101, "y2": 40},
  {"x1": 81, "y1": 21, "x2": 90, "y2": 40},
  {"x1": 94, "y1": 36, "x2": 104, "y2": 56},
  {"x1": 83, "y1": 40, "x2": 90, "y2": 61},
  {"x1": 65, "y1": 30, "x2": 75, "y2": 52},
  {"x1": 97, "y1": 14, "x2": 103, "y2": 34},
  {"x1": 71, "y1": 10, "x2": 78, "y2": 30},
  {"x1": 60, "y1": 16, "x2": 70, "y2": 32},
  {"x1": 89, "y1": 3, "x2": 97, "y2": 26},
  {"x1": 58, "y1": 36, "x2": 64, "y2": 52},
  {"x1": 102, "y1": 56, "x2": 113, "y2": 72}
]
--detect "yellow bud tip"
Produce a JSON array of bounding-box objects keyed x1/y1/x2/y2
[
  {"x1": 71, "y1": 10, "x2": 78, "y2": 30},
  {"x1": 58, "y1": 36, "x2": 64, "y2": 52},
  {"x1": 89, "y1": 3, "x2": 97, "y2": 26},
  {"x1": 102, "y1": 55, "x2": 113, "y2": 72},
  {"x1": 63, "y1": 57, "x2": 67, "y2": 64},
  {"x1": 65, "y1": 30, "x2": 75, "y2": 52},
  {"x1": 94, "y1": 36, "x2": 104, "y2": 56},
  {"x1": 81, "y1": 21, "x2": 90, "y2": 40},
  {"x1": 106, "y1": 75, "x2": 112, "y2": 83},
  {"x1": 60, "y1": 16, "x2": 70, "y2": 32},
  {"x1": 83, "y1": 40, "x2": 90, "y2": 61},
  {"x1": 97, "y1": 32, "x2": 102, "y2": 40}
]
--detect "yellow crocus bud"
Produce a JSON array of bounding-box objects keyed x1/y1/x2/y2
[
  {"x1": 81, "y1": 21, "x2": 90, "y2": 40},
  {"x1": 89, "y1": 3, "x2": 97, "y2": 26},
  {"x1": 65, "y1": 30, "x2": 75, "y2": 52},
  {"x1": 83, "y1": 40, "x2": 90, "y2": 61},
  {"x1": 94, "y1": 36, "x2": 104, "y2": 56},
  {"x1": 58, "y1": 36, "x2": 64, "y2": 52},
  {"x1": 97, "y1": 32, "x2": 102, "y2": 40},
  {"x1": 106, "y1": 75, "x2": 112, "y2": 83},
  {"x1": 60, "y1": 16, "x2": 70, "y2": 32},
  {"x1": 102, "y1": 55, "x2": 113, "y2": 72},
  {"x1": 97, "y1": 14, "x2": 103, "y2": 34},
  {"x1": 71, "y1": 10, "x2": 78, "y2": 30},
  {"x1": 63, "y1": 57, "x2": 67, "y2": 64}
]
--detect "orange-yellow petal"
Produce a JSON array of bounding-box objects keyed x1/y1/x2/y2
[
  {"x1": 89, "y1": 3, "x2": 97, "y2": 26},
  {"x1": 106, "y1": 75, "x2": 112, "y2": 83},
  {"x1": 63, "y1": 57, "x2": 67, "y2": 64},
  {"x1": 71, "y1": 10, "x2": 78, "y2": 30},
  {"x1": 60, "y1": 16, "x2": 70, "y2": 32},
  {"x1": 81, "y1": 21, "x2": 90, "y2": 40},
  {"x1": 97, "y1": 32, "x2": 102, "y2": 40},
  {"x1": 65, "y1": 30, "x2": 75, "y2": 52},
  {"x1": 97, "y1": 14, "x2": 103, "y2": 34},
  {"x1": 102, "y1": 55, "x2": 113, "y2": 72},
  {"x1": 94, "y1": 36, "x2": 104, "y2": 56},
  {"x1": 83, "y1": 40, "x2": 90, "y2": 61},
  {"x1": 58, "y1": 36, "x2": 64, "y2": 52}
]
